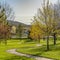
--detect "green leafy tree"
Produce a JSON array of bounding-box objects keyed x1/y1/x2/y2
[
  {"x1": 30, "y1": 16, "x2": 45, "y2": 43},
  {"x1": 52, "y1": 1, "x2": 60, "y2": 45},
  {"x1": 36, "y1": 0, "x2": 52, "y2": 50},
  {"x1": 33, "y1": 0, "x2": 60, "y2": 50},
  {"x1": 31, "y1": 0, "x2": 59, "y2": 50}
]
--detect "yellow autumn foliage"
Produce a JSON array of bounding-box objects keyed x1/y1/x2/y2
[{"x1": 29, "y1": 21, "x2": 45, "y2": 40}]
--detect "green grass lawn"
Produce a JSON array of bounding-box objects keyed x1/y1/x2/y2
[
  {"x1": 0, "y1": 39, "x2": 34, "y2": 60},
  {"x1": 17, "y1": 38, "x2": 60, "y2": 60},
  {"x1": 0, "y1": 38, "x2": 60, "y2": 60}
]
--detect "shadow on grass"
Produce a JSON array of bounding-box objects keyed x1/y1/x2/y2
[
  {"x1": 4, "y1": 55, "x2": 33, "y2": 60},
  {"x1": 17, "y1": 43, "x2": 60, "y2": 60}
]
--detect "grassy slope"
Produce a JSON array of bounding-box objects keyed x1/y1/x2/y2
[
  {"x1": 0, "y1": 39, "x2": 34, "y2": 60},
  {"x1": 17, "y1": 38, "x2": 60, "y2": 60}
]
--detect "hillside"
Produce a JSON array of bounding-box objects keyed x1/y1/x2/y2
[{"x1": 7, "y1": 20, "x2": 30, "y2": 27}]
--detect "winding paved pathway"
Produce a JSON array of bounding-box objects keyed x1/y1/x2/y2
[{"x1": 6, "y1": 49, "x2": 52, "y2": 60}]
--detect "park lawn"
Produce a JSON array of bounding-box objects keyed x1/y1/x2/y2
[
  {"x1": 17, "y1": 38, "x2": 60, "y2": 60},
  {"x1": 0, "y1": 39, "x2": 35, "y2": 60}
]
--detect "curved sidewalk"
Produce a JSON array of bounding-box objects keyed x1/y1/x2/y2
[{"x1": 6, "y1": 49, "x2": 52, "y2": 60}]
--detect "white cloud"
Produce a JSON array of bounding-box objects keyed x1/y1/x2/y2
[{"x1": 0, "y1": 0, "x2": 58, "y2": 24}]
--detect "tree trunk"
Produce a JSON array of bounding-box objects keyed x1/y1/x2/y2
[
  {"x1": 5, "y1": 39, "x2": 7, "y2": 45},
  {"x1": 53, "y1": 33, "x2": 57, "y2": 45},
  {"x1": 39, "y1": 39, "x2": 40, "y2": 43},
  {"x1": 46, "y1": 36, "x2": 49, "y2": 50},
  {"x1": 0, "y1": 40, "x2": 1, "y2": 44}
]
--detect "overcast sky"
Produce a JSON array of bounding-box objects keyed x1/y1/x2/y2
[{"x1": 0, "y1": 0, "x2": 58, "y2": 25}]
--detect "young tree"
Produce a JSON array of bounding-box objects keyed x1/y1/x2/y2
[
  {"x1": 0, "y1": 24, "x2": 11, "y2": 45},
  {"x1": 32, "y1": 0, "x2": 59, "y2": 50},
  {"x1": 34, "y1": 0, "x2": 60, "y2": 49},
  {"x1": 36, "y1": 0, "x2": 53, "y2": 50},
  {"x1": 0, "y1": 3, "x2": 14, "y2": 45},
  {"x1": 52, "y1": 1, "x2": 60, "y2": 45},
  {"x1": 29, "y1": 16, "x2": 45, "y2": 43}
]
